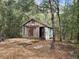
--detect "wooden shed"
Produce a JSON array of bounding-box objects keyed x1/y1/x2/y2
[{"x1": 21, "y1": 19, "x2": 53, "y2": 40}]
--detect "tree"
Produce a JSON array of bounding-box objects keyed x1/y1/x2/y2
[
  {"x1": 77, "y1": 0, "x2": 79, "y2": 41},
  {"x1": 38, "y1": 0, "x2": 56, "y2": 49},
  {"x1": 55, "y1": 0, "x2": 62, "y2": 41},
  {"x1": 59, "y1": 0, "x2": 78, "y2": 41},
  {"x1": 48, "y1": 0, "x2": 56, "y2": 49},
  {"x1": 36, "y1": 0, "x2": 61, "y2": 48},
  {"x1": 0, "y1": 0, "x2": 37, "y2": 38}
]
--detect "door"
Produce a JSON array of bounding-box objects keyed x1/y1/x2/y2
[
  {"x1": 28, "y1": 27, "x2": 33, "y2": 37},
  {"x1": 39, "y1": 27, "x2": 45, "y2": 39}
]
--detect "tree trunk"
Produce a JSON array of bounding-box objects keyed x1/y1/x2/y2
[
  {"x1": 56, "y1": 0, "x2": 62, "y2": 42},
  {"x1": 49, "y1": 0, "x2": 55, "y2": 49},
  {"x1": 77, "y1": 32, "x2": 79, "y2": 41},
  {"x1": 50, "y1": 14, "x2": 55, "y2": 49},
  {"x1": 57, "y1": 12, "x2": 62, "y2": 42},
  {"x1": 70, "y1": 30, "x2": 73, "y2": 40},
  {"x1": 77, "y1": 0, "x2": 79, "y2": 41}
]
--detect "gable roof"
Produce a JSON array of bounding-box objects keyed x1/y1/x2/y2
[{"x1": 22, "y1": 19, "x2": 53, "y2": 29}]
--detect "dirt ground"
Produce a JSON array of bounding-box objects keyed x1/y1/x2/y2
[{"x1": 0, "y1": 38, "x2": 76, "y2": 59}]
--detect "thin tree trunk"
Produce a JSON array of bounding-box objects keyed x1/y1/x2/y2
[
  {"x1": 49, "y1": 0, "x2": 55, "y2": 49},
  {"x1": 50, "y1": 13, "x2": 55, "y2": 49},
  {"x1": 56, "y1": 0, "x2": 62, "y2": 42},
  {"x1": 62, "y1": 26, "x2": 66, "y2": 40},
  {"x1": 77, "y1": 0, "x2": 79, "y2": 41},
  {"x1": 70, "y1": 30, "x2": 73, "y2": 40},
  {"x1": 57, "y1": 12, "x2": 62, "y2": 41}
]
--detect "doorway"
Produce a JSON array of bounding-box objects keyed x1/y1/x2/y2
[{"x1": 39, "y1": 27, "x2": 45, "y2": 39}]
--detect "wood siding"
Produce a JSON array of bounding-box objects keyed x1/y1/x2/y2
[{"x1": 22, "y1": 19, "x2": 53, "y2": 39}]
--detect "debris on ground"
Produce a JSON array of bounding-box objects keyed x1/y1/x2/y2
[{"x1": 0, "y1": 38, "x2": 76, "y2": 59}]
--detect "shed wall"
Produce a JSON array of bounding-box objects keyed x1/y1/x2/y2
[
  {"x1": 22, "y1": 26, "x2": 40, "y2": 38},
  {"x1": 45, "y1": 27, "x2": 53, "y2": 40},
  {"x1": 33, "y1": 27, "x2": 39, "y2": 38}
]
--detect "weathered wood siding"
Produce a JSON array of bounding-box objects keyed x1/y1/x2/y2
[
  {"x1": 22, "y1": 19, "x2": 53, "y2": 40},
  {"x1": 45, "y1": 27, "x2": 53, "y2": 40},
  {"x1": 22, "y1": 27, "x2": 40, "y2": 38},
  {"x1": 22, "y1": 27, "x2": 28, "y2": 37},
  {"x1": 33, "y1": 27, "x2": 39, "y2": 38}
]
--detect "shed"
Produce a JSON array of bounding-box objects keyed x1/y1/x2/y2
[{"x1": 21, "y1": 19, "x2": 53, "y2": 40}]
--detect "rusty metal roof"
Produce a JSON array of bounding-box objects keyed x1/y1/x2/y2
[{"x1": 22, "y1": 19, "x2": 53, "y2": 29}]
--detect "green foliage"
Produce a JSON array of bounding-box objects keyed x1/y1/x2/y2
[
  {"x1": 0, "y1": 0, "x2": 37, "y2": 38},
  {"x1": 60, "y1": 0, "x2": 78, "y2": 40},
  {"x1": 0, "y1": 0, "x2": 78, "y2": 41}
]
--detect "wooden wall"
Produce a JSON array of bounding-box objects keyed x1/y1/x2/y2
[{"x1": 22, "y1": 20, "x2": 53, "y2": 39}]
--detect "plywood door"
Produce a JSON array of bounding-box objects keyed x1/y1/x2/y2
[{"x1": 28, "y1": 28, "x2": 34, "y2": 37}]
